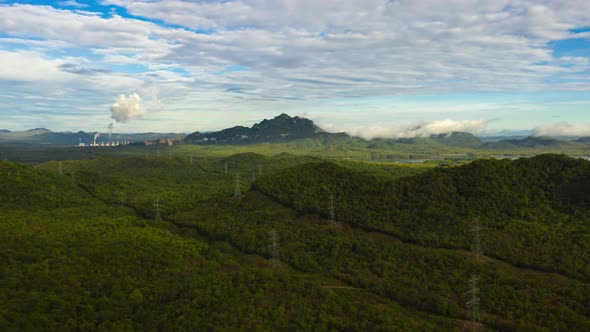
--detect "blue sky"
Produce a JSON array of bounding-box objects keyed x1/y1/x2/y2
[{"x1": 0, "y1": 0, "x2": 589, "y2": 137}]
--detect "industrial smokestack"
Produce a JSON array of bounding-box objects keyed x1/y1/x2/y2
[{"x1": 107, "y1": 122, "x2": 114, "y2": 144}]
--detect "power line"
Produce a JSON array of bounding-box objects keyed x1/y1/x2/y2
[
  {"x1": 466, "y1": 218, "x2": 483, "y2": 331},
  {"x1": 470, "y1": 218, "x2": 484, "y2": 260},
  {"x1": 234, "y1": 174, "x2": 241, "y2": 199},
  {"x1": 153, "y1": 198, "x2": 162, "y2": 224},
  {"x1": 269, "y1": 229, "x2": 280, "y2": 267}
]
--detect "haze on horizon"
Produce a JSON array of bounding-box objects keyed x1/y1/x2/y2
[{"x1": 0, "y1": 0, "x2": 589, "y2": 138}]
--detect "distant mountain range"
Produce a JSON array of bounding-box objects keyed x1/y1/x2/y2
[
  {"x1": 2, "y1": 114, "x2": 589, "y2": 149},
  {"x1": 184, "y1": 113, "x2": 589, "y2": 149}
]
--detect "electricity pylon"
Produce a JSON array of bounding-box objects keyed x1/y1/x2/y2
[
  {"x1": 57, "y1": 161, "x2": 63, "y2": 176},
  {"x1": 234, "y1": 174, "x2": 241, "y2": 199},
  {"x1": 224, "y1": 162, "x2": 228, "y2": 174},
  {"x1": 70, "y1": 171, "x2": 75, "y2": 187},
  {"x1": 153, "y1": 198, "x2": 162, "y2": 224},
  {"x1": 329, "y1": 194, "x2": 336, "y2": 224},
  {"x1": 269, "y1": 229, "x2": 280, "y2": 267},
  {"x1": 466, "y1": 274, "x2": 481, "y2": 331}
]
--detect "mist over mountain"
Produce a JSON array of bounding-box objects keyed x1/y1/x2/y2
[
  {"x1": 184, "y1": 114, "x2": 590, "y2": 151},
  {"x1": 185, "y1": 113, "x2": 485, "y2": 146}
]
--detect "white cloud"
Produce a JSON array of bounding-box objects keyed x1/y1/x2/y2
[
  {"x1": 58, "y1": 1, "x2": 88, "y2": 8},
  {"x1": 341, "y1": 119, "x2": 489, "y2": 139},
  {"x1": 0, "y1": 4, "x2": 171, "y2": 49},
  {"x1": 532, "y1": 122, "x2": 590, "y2": 137},
  {"x1": 110, "y1": 93, "x2": 145, "y2": 123},
  {"x1": 0, "y1": 50, "x2": 68, "y2": 81}
]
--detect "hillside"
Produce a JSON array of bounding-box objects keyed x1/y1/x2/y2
[
  {"x1": 485, "y1": 136, "x2": 576, "y2": 149},
  {"x1": 1, "y1": 154, "x2": 590, "y2": 330},
  {"x1": 254, "y1": 154, "x2": 590, "y2": 280}
]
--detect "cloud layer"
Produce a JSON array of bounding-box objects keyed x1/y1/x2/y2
[
  {"x1": 337, "y1": 119, "x2": 488, "y2": 139},
  {"x1": 532, "y1": 122, "x2": 590, "y2": 137},
  {"x1": 0, "y1": 1, "x2": 589, "y2": 131}
]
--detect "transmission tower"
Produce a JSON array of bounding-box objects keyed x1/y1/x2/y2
[
  {"x1": 70, "y1": 171, "x2": 75, "y2": 187},
  {"x1": 169, "y1": 151, "x2": 172, "y2": 160},
  {"x1": 157, "y1": 149, "x2": 160, "y2": 157},
  {"x1": 190, "y1": 154, "x2": 193, "y2": 165},
  {"x1": 470, "y1": 218, "x2": 484, "y2": 260},
  {"x1": 153, "y1": 198, "x2": 162, "y2": 224},
  {"x1": 224, "y1": 161, "x2": 228, "y2": 174},
  {"x1": 57, "y1": 161, "x2": 63, "y2": 176},
  {"x1": 251, "y1": 172, "x2": 256, "y2": 182},
  {"x1": 234, "y1": 174, "x2": 241, "y2": 199},
  {"x1": 466, "y1": 274, "x2": 481, "y2": 331},
  {"x1": 329, "y1": 194, "x2": 336, "y2": 224},
  {"x1": 269, "y1": 229, "x2": 280, "y2": 267}
]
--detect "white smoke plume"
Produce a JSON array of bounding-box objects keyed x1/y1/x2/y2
[
  {"x1": 532, "y1": 122, "x2": 590, "y2": 137},
  {"x1": 110, "y1": 93, "x2": 145, "y2": 123},
  {"x1": 344, "y1": 119, "x2": 488, "y2": 140},
  {"x1": 106, "y1": 122, "x2": 114, "y2": 140},
  {"x1": 93, "y1": 132, "x2": 100, "y2": 145}
]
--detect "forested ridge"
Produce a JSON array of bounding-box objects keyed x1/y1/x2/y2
[
  {"x1": 1, "y1": 154, "x2": 589, "y2": 331},
  {"x1": 254, "y1": 154, "x2": 590, "y2": 280}
]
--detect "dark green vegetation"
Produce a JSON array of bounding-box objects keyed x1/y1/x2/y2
[{"x1": 1, "y1": 153, "x2": 589, "y2": 331}]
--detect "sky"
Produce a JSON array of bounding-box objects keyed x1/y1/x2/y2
[{"x1": 0, "y1": 0, "x2": 589, "y2": 137}]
